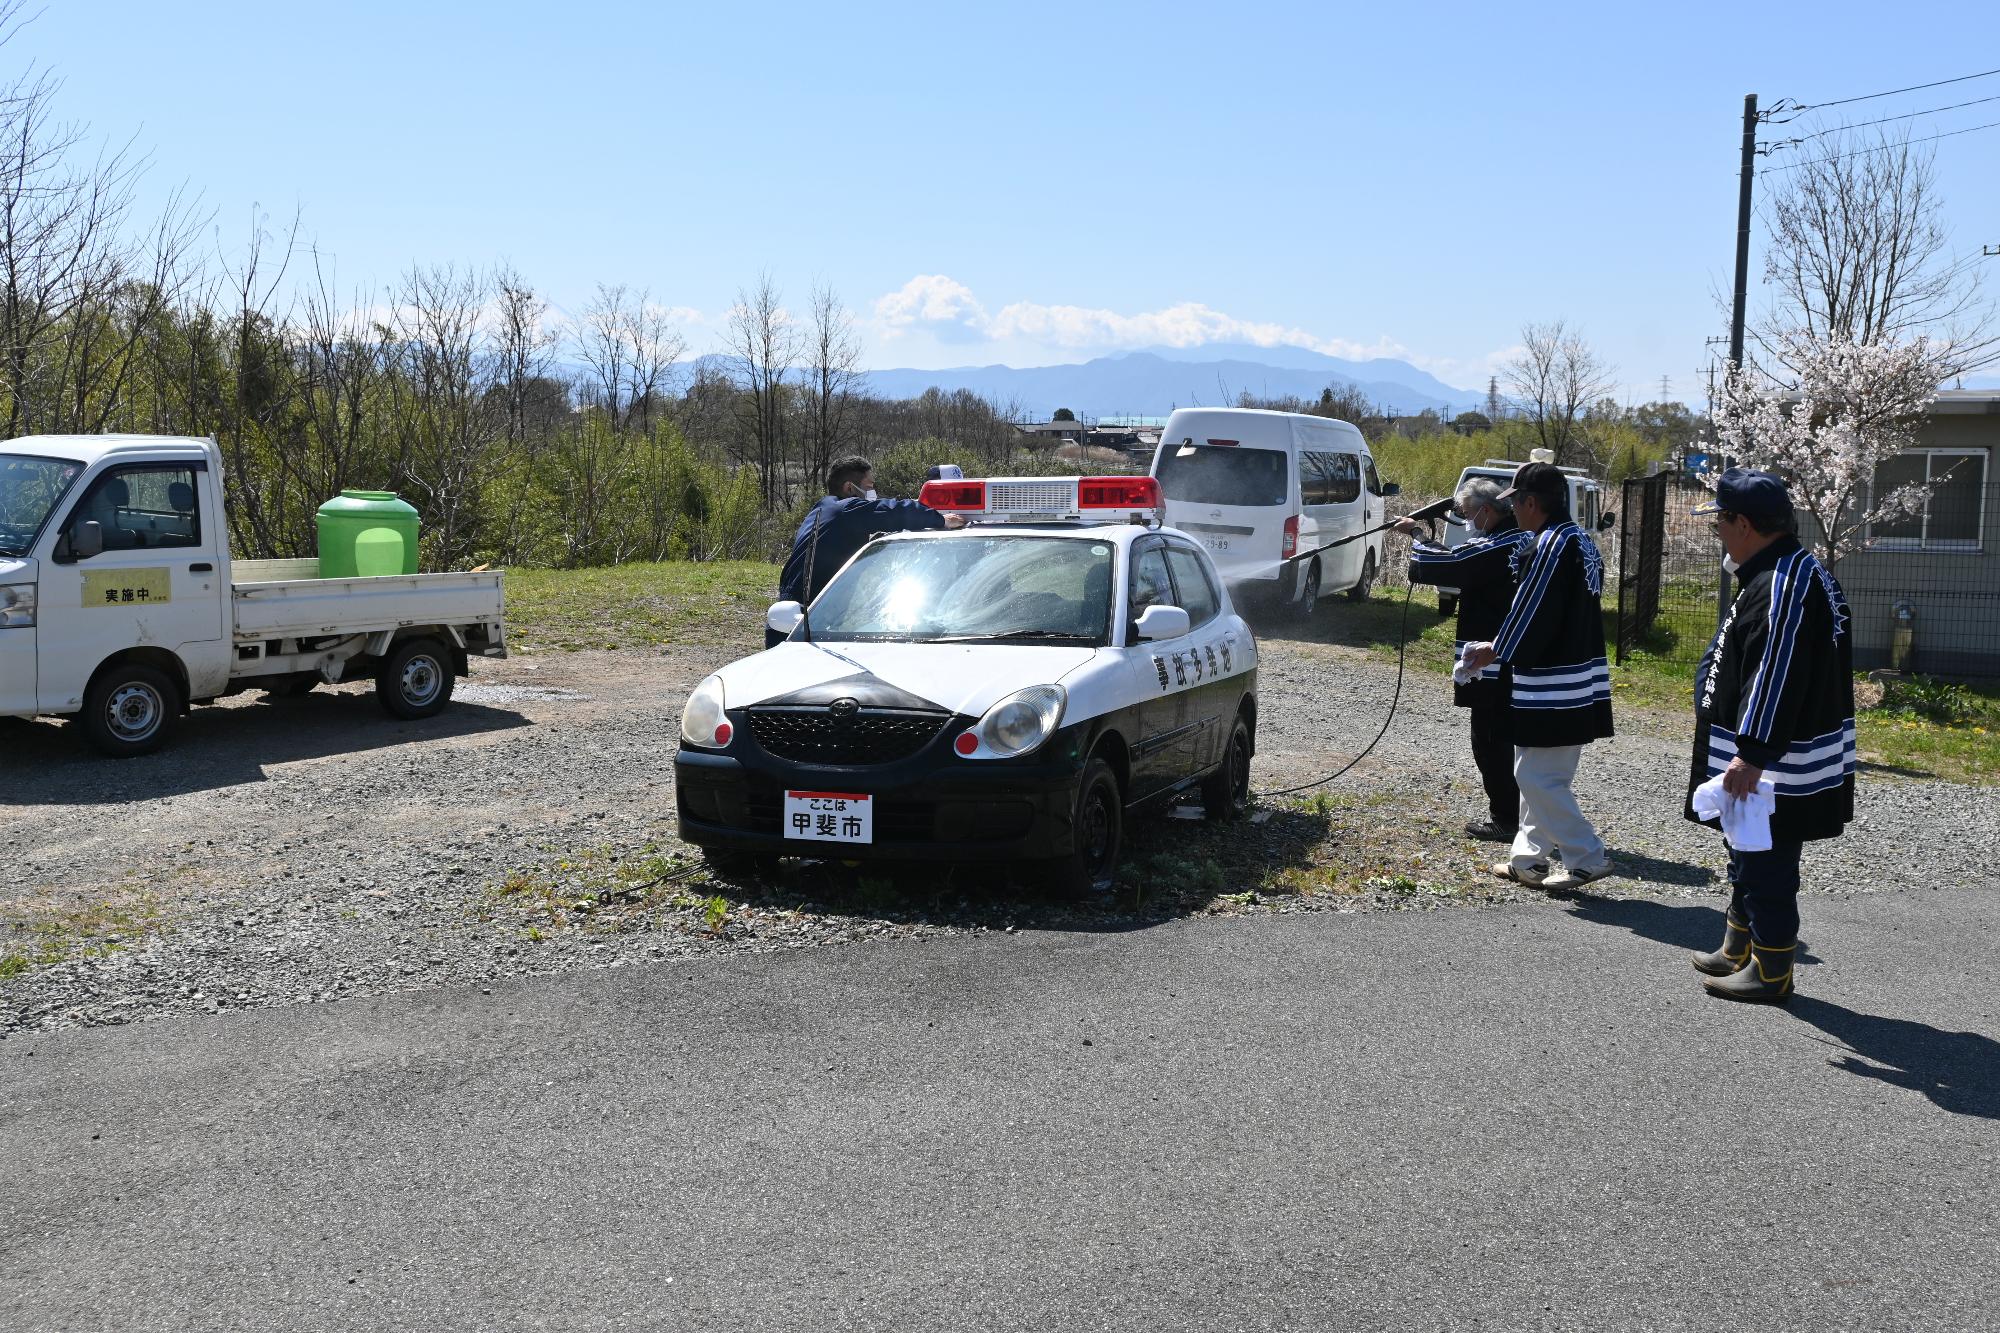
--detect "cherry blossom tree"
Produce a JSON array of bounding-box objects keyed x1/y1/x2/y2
[{"x1": 1712, "y1": 330, "x2": 1947, "y2": 570}]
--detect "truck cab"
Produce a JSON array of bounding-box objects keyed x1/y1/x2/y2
[{"x1": 1, "y1": 434, "x2": 505, "y2": 756}]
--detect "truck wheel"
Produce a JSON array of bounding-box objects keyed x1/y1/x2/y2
[
  {"x1": 1200, "y1": 714, "x2": 1254, "y2": 822},
  {"x1": 1293, "y1": 561, "x2": 1321, "y2": 621},
  {"x1": 1347, "y1": 550, "x2": 1377, "y2": 601},
  {"x1": 82, "y1": 663, "x2": 180, "y2": 758},
  {"x1": 1052, "y1": 755, "x2": 1124, "y2": 897},
  {"x1": 376, "y1": 637, "x2": 455, "y2": 720}
]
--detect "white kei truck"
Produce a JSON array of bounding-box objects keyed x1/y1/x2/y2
[{"x1": 1, "y1": 434, "x2": 506, "y2": 757}]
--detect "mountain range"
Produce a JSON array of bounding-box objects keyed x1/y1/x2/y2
[{"x1": 857, "y1": 344, "x2": 1484, "y2": 420}]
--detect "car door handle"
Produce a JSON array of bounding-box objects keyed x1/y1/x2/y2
[{"x1": 189, "y1": 562, "x2": 214, "y2": 573}]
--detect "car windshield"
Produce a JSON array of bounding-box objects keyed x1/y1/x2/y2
[
  {"x1": 805, "y1": 535, "x2": 1115, "y2": 644},
  {"x1": 1155, "y1": 444, "x2": 1289, "y2": 507},
  {"x1": 0, "y1": 453, "x2": 86, "y2": 557}
]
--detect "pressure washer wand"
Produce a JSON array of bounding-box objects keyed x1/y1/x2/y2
[{"x1": 1316, "y1": 494, "x2": 1457, "y2": 550}]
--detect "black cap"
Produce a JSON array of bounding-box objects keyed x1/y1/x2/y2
[
  {"x1": 1496, "y1": 461, "x2": 1566, "y2": 503},
  {"x1": 1693, "y1": 467, "x2": 1792, "y2": 519}
]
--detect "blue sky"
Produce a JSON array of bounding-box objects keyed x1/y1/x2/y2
[{"x1": 20, "y1": 0, "x2": 2000, "y2": 399}]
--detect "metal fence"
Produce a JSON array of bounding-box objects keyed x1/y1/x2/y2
[{"x1": 1612, "y1": 471, "x2": 2000, "y2": 682}]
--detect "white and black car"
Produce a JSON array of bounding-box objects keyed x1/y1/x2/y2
[{"x1": 675, "y1": 476, "x2": 1260, "y2": 893}]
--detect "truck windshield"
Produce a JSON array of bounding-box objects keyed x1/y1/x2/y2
[
  {"x1": 805, "y1": 535, "x2": 1114, "y2": 645},
  {"x1": 1155, "y1": 445, "x2": 1288, "y2": 507},
  {"x1": 0, "y1": 454, "x2": 86, "y2": 556}
]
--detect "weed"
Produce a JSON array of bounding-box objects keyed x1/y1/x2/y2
[{"x1": 702, "y1": 895, "x2": 730, "y2": 934}]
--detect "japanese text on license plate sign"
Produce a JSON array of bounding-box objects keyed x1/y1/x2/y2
[{"x1": 783, "y1": 791, "x2": 873, "y2": 844}]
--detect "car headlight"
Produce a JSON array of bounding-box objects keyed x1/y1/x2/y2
[
  {"x1": 0, "y1": 584, "x2": 33, "y2": 629},
  {"x1": 962, "y1": 685, "x2": 1065, "y2": 759},
  {"x1": 680, "y1": 674, "x2": 732, "y2": 748}
]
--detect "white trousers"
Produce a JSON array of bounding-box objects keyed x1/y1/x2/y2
[{"x1": 1510, "y1": 744, "x2": 1608, "y2": 874}]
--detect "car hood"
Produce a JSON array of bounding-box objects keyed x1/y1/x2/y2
[
  {"x1": 0, "y1": 556, "x2": 33, "y2": 585},
  {"x1": 716, "y1": 640, "x2": 1102, "y2": 717}
]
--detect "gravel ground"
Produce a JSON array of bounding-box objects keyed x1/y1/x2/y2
[{"x1": 4, "y1": 620, "x2": 1996, "y2": 1035}]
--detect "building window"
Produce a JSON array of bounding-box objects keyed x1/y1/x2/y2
[{"x1": 1867, "y1": 449, "x2": 1987, "y2": 552}]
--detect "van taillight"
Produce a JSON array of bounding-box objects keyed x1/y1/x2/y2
[{"x1": 1282, "y1": 515, "x2": 1299, "y2": 559}]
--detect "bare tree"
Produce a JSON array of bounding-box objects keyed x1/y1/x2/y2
[
  {"x1": 1758, "y1": 128, "x2": 1996, "y2": 376},
  {"x1": 1502, "y1": 320, "x2": 1617, "y2": 469},
  {"x1": 727, "y1": 272, "x2": 798, "y2": 508},
  {"x1": 801, "y1": 282, "x2": 860, "y2": 493},
  {"x1": 387, "y1": 262, "x2": 497, "y2": 565}
]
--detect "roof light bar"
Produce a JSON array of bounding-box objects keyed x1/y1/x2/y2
[{"x1": 919, "y1": 479, "x2": 987, "y2": 511}]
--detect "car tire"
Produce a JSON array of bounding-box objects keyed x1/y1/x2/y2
[
  {"x1": 1200, "y1": 713, "x2": 1254, "y2": 822},
  {"x1": 81, "y1": 662, "x2": 180, "y2": 758},
  {"x1": 1347, "y1": 550, "x2": 1377, "y2": 601},
  {"x1": 1436, "y1": 592, "x2": 1458, "y2": 620},
  {"x1": 1053, "y1": 755, "x2": 1124, "y2": 897},
  {"x1": 376, "y1": 637, "x2": 455, "y2": 720},
  {"x1": 1293, "y1": 560, "x2": 1320, "y2": 621}
]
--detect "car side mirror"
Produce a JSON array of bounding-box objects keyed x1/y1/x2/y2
[
  {"x1": 1597, "y1": 511, "x2": 1616, "y2": 532},
  {"x1": 65, "y1": 520, "x2": 104, "y2": 562},
  {"x1": 1381, "y1": 482, "x2": 1401, "y2": 497},
  {"x1": 1134, "y1": 604, "x2": 1191, "y2": 642},
  {"x1": 766, "y1": 600, "x2": 804, "y2": 637}
]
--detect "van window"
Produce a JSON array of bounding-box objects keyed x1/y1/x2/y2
[
  {"x1": 1364, "y1": 456, "x2": 1385, "y2": 497},
  {"x1": 1156, "y1": 445, "x2": 1288, "y2": 508},
  {"x1": 1164, "y1": 545, "x2": 1220, "y2": 628},
  {"x1": 1297, "y1": 453, "x2": 1329, "y2": 505},
  {"x1": 1322, "y1": 453, "x2": 1361, "y2": 504}
]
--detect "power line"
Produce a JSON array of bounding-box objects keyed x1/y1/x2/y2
[
  {"x1": 1761, "y1": 116, "x2": 2000, "y2": 172},
  {"x1": 1765, "y1": 90, "x2": 2000, "y2": 151},
  {"x1": 1794, "y1": 66, "x2": 2000, "y2": 112}
]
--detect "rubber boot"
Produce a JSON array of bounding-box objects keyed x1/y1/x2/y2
[
  {"x1": 1703, "y1": 940, "x2": 1796, "y2": 1006},
  {"x1": 1690, "y1": 910, "x2": 1753, "y2": 977}
]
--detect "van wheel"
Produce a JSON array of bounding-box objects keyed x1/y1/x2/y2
[
  {"x1": 1347, "y1": 550, "x2": 1377, "y2": 601},
  {"x1": 1294, "y1": 561, "x2": 1321, "y2": 620},
  {"x1": 82, "y1": 663, "x2": 180, "y2": 758},
  {"x1": 1053, "y1": 756, "x2": 1124, "y2": 897},
  {"x1": 1201, "y1": 713, "x2": 1254, "y2": 822},
  {"x1": 376, "y1": 637, "x2": 455, "y2": 720}
]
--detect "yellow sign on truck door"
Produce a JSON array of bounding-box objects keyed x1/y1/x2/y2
[{"x1": 82, "y1": 568, "x2": 173, "y2": 608}]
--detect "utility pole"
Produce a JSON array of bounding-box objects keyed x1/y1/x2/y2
[{"x1": 1718, "y1": 92, "x2": 1759, "y2": 633}]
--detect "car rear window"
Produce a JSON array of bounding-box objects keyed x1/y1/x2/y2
[{"x1": 1155, "y1": 445, "x2": 1288, "y2": 508}]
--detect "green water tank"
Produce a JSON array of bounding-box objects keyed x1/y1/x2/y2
[{"x1": 316, "y1": 490, "x2": 420, "y2": 579}]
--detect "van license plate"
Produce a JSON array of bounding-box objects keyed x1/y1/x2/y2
[
  {"x1": 1203, "y1": 537, "x2": 1229, "y2": 552},
  {"x1": 783, "y1": 791, "x2": 873, "y2": 844}
]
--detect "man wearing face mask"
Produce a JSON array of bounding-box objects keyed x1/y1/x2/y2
[
  {"x1": 1393, "y1": 477, "x2": 1534, "y2": 841},
  {"x1": 771, "y1": 455, "x2": 967, "y2": 647},
  {"x1": 1684, "y1": 469, "x2": 1854, "y2": 1005}
]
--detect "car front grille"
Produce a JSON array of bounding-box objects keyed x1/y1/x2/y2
[{"x1": 741, "y1": 706, "x2": 949, "y2": 765}]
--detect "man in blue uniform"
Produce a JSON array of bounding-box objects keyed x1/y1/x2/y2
[
  {"x1": 1396, "y1": 477, "x2": 1534, "y2": 841},
  {"x1": 770, "y1": 455, "x2": 966, "y2": 648},
  {"x1": 1462, "y1": 461, "x2": 1615, "y2": 891},
  {"x1": 1686, "y1": 469, "x2": 1854, "y2": 1005}
]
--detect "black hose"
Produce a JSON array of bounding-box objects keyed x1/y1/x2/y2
[{"x1": 1252, "y1": 577, "x2": 1418, "y2": 800}]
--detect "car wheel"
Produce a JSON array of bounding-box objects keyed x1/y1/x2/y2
[
  {"x1": 82, "y1": 663, "x2": 179, "y2": 758},
  {"x1": 1054, "y1": 755, "x2": 1124, "y2": 897},
  {"x1": 1294, "y1": 560, "x2": 1321, "y2": 621},
  {"x1": 376, "y1": 637, "x2": 455, "y2": 720},
  {"x1": 1200, "y1": 713, "x2": 1254, "y2": 822},
  {"x1": 1347, "y1": 550, "x2": 1377, "y2": 601}
]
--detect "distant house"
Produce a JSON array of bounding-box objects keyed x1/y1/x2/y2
[
  {"x1": 1016, "y1": 421, "x2": 1087, "y2": 448},
  {"x1": 1834, "y1": 391, "x2": 1998, "y2": 678}
]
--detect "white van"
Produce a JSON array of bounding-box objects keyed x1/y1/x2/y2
[{"x1": 1148, "y1": 408, "x2": 1396, "y2": 618}]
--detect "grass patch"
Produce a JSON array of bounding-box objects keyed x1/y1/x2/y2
[
  {"x1": 1, "y1": 884, "x2": 168, "y2": 981},
  {"x1": 482, "y1": 842, "x2": 725, "y2": 936},
  {"x1": 505, "y1": 560, "x2": 778, "y2": 653}
]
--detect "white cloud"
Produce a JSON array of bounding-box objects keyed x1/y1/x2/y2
[{"x1": 869, "y1": 274, "x2": 1440, "y2": 366}]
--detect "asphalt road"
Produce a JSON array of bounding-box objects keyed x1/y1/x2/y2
[{"x1": 4, "y1": 887, "x2": 1996, "y2": 1333}]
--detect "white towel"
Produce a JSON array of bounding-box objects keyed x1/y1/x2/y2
[
  {"x1": 1690, "y1": 773, "x2": 1778, "y2": 852},
  {"x1": 1451, "y1": 646, "x2": 1479, "y2": 686}
]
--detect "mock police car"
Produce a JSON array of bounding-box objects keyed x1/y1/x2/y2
[{"x1": 675, "y1": 475, "x2": 1259, "y2": 894}]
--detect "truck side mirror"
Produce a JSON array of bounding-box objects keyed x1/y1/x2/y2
[
  {"x1": 63, "y1": 520, "x2": 104, "y2": 563},
  {"x1": 766, "y1": 601, "x2": 804, "y2": 636}
]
